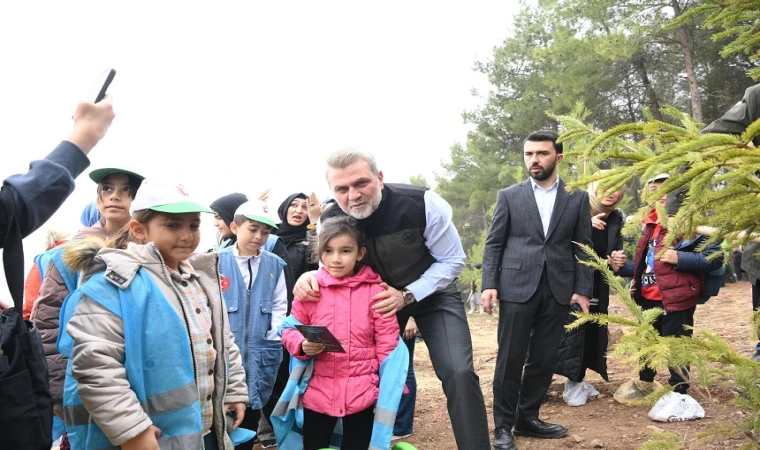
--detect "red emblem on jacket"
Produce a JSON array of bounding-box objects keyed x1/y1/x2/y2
[{"x1": 220, "y1": 275, "x2": 230, "y2": 291}]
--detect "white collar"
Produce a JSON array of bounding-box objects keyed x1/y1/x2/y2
[
  {"x1": 232, "y1": 244, "x2": 261, "y2": 259},
  {"x1": 530, "y1": 176, "x2": 560, "y2": 192}
]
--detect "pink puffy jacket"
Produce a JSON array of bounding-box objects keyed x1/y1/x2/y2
[{"x1": 281, "y1": 266, "x2": 400, "y2": 417}]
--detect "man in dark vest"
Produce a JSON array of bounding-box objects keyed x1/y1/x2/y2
[{"x1": 293, "y1": 149, "x2": 491, "y2": 449}]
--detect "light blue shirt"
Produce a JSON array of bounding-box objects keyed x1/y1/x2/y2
[
  {"x1": 405, "y1": 190, "x2": 467, "y2": 301},
  {"x1": 530, "y1": 177, "x2": 560, "y2": 237}
]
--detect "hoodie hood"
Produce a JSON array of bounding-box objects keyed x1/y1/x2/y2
[
  {"x1": 63, "y1": 238, "x2": 218, "y2": 290},
  {"x1": 63, "y1": 237, "x2": 150, "y2": 288},
  {"x1": 80, "y1": 202, "x2": 101, "y2": 228},
  {"x1": 315, "y1": 265, "x2": 381, "y2": 289}
]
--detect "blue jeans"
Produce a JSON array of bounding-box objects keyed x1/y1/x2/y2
[{"x1": 393, "y1": 335, "x2": 417, "y2": 436}]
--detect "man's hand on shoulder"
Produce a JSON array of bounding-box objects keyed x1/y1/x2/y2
[
  {"x1": 570, "y1": 293, "x2": 590, "y2": 313},
  {"x1": 67, "y1": 95, "x2": 115, "y2": 155},
  {"x1": 372, "y1": 283, "x2": 405, "y2": 318},
  {"x1": 482, "y1": 289, "x2": 498, "y2": 315},
  {"x1": 293, "y1": 271, "x2": 320, "y2": 302}
]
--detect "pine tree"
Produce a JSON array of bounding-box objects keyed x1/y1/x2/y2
[
  {"x1": 550, "y1": 2, "x2": 760, "y2": 447},
  {"x1": 669, "y1": 0, "x2": 760, "y2": 81}
]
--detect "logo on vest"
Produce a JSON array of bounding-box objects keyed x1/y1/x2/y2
[
  {"x1": 401, "y1": 231, "x2": 416, "y2": 246},
  {"x1": 105, "y1": 270, "x2": 128, "y2": 286},
  {"x1": 220, "y1": 275, "x2": 230, "y2": 292}
]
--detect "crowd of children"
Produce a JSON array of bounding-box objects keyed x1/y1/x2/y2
[{"x1": 21, "y1": 167, "x2": 410, "y2": 450}]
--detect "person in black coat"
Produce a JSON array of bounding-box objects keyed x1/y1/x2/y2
[
  {"x1": 272, "y1": 193, "x2": 321, "y2": 295},
  {"x1": 555, "y1": 174, "x2": 626, "y2": 406}
]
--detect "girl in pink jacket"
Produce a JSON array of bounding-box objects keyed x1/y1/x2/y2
[{"x1": 280, "y1": 216, "x2": 400, "y2": 450}]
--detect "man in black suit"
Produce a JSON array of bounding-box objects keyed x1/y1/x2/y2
[{"x1": 481, "y1": 130, "x2": 594, "y2": 450}]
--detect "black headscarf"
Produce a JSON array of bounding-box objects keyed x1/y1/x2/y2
[
  {"x1": 210, "y1": 193, "x2": 248, "y2": 228},
  {"x1": 275, "y1": 193, "x2": 309, "y2": 246}
]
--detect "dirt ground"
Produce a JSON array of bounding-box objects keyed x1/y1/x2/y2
[{"x1": 399, "y1": 280, "x2": 757, "y2": 450}]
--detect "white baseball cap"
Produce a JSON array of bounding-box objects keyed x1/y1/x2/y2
[
  {"x1": 234, "y1": 200, "x2": 278, "y2": 229},
  {"x1": 130, "y1": 180, "x2": 212, "y2": 215},
  {"x1": 647, "y1": 173, "x2": 670, "y2": 184}
]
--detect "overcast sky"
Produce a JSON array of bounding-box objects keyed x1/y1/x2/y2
[{"x1": 0, "y1": 1, "x2": 520, "y2": 302}]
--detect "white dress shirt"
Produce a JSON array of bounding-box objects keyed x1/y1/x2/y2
[
  {"x1": 530, "y1": 177, "x2": 560, "y2": 237},
  {"x1": 405, "y1": 190, "x2": 466, "y2": 301}
]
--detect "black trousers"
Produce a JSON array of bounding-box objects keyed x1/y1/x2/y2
[
  {"x1": 302, "y1": 405, "x2": 374, "y2": 450},
  {"x1": 233, "y1": 407, "x2": 261, "y2": 450},
  {"x1": 396, "y1": 289, "x2": 490, "y2": 449},
  {"x1": 203, "y1": 431, "x2": 219, "y2": 450},
  {"x1": 493, "y1": 268, "x2": 569, "y2": 429},
  {"x1": 638, "y1": 299, "x2": 695, "y2": 394}
]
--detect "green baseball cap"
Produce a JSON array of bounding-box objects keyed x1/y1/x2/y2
[{"x1": 89, "y1": 167, "x2": 145, "y2": 184}]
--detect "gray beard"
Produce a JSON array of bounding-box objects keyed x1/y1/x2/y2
[{"x1": 344, "y1": 190, "x2": 382, "y2": 219}]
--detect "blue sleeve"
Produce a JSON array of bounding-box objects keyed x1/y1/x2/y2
[
  {"x1": 675, "y1": 242, "x2": 724, "y2": 273},
  {"x1": 3, "y1": 141, "x2": 90, "y2": 237},
  {"x1": 616, "y1": 261, "x2": 634, "y2": 278}
]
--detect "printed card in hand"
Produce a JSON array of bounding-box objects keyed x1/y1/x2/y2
[{"x1": 295, "y1": 325, "x2": 345, "y2": 353}]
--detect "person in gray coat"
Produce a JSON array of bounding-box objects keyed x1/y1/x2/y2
[{"x1": 481, "y1": 130, "x2": 594, "y2": 450}]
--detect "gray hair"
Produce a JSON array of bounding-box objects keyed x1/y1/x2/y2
[{"x1": 325, "y1": 148, "x2": 379, "y2": 182}]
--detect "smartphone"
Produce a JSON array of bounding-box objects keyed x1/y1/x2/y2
[{"x1": 90, "y1": 69, "x2": 116, "y2": 103}]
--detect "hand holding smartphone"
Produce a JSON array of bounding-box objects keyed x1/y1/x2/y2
[
  {"x1": 68, "y1": 69, "x2": 117, "y2": 154},
  {"x1": 90, "y1": 68, "x2": 116, "y2": 103}
]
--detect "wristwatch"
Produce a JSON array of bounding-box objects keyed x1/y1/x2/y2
[{"x1": 401, "y1": 288, "x2": 417, "y2": 307}]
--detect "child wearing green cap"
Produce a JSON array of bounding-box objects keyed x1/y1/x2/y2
[
  {"x1": 217, "y1": 199, "x2": 288, "y2": 450},
  {"x1": 58, "y1": 180, "x2": 249, "y2": 450},
  {"x1": 31, "y1": 167, "x2": 144, "y2": 431}
]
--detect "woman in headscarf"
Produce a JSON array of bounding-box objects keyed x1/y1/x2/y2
[
  {"x1": 273, "y1": 192, "x2": 321, "y2": 285},
  {"x1": 555, "y1": 173, "x2": 626, "y2": 406}
]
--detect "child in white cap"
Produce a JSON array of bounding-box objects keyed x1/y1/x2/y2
[
  {"x1": 58, "y1": 180, "x2": 250, "y2": 450},
  {"x1": 216, "y1": 199, "x2": 288, "y2": 450}
]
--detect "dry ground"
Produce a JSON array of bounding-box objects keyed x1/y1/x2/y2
[{"x1": 399, "y1": 280, "x2": 757, "y2": 450}]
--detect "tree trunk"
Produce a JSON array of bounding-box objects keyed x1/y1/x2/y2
[
  {"x1": 633, "y1": 54, "x2": 663, "y2": 121},
  {"x1": 671, "y1": 0, "x2": 703, "y2": 122},
  {"x1": 623, "y1": 74, "x2": 638, "y2": 122}
]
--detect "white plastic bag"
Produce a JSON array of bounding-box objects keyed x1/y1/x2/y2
[
  {"x1": 648, "y1": 392, "x2": 705, "y2": 422},
  {"x1": 563, "y1": 380, "x2": 600, "y2": 407}
]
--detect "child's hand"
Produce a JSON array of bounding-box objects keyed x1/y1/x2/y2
[
  {"x1": 660, "y1": 249, "x2": 679, "y2": 265},
  {"x1": 121, "y1": 425, "x2": 161, "y2": 450},
  {"x1": 224, "y1": 402, "x2": 246, "y2": 430},
  {"x1": 302, "y1": 340, "x2": 326, "y2": 356}
]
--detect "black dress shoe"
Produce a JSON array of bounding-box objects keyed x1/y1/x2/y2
[
  {"x1": 493, "y1": 427, "x2": 518, "y2": 450},
  {"x1": 513, "y1": 419, "x2": 567, "y2": 439}
]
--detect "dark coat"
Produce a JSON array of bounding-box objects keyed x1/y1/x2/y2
[
  {"x1": 555, "y1": 209, "x2": 624, "y2": 382},
  {"x1": 481, "y1": 179, "x2": 594, "y2": 303}
]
